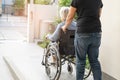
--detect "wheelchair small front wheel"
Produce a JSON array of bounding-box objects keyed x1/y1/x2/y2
[{"x1": 67, "y1": 63, "x2": 73, "y2": 74}]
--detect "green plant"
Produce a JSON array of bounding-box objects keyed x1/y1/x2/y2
[
  {"x1": 13, "y1": 0, "x2": 25, "y2": 9},
  {"x1": 34, "y1": 0, "x2": 51, "y2": 5},
  {"x1": 38, "y1": 35, "x2": 50, "y2": 48},
  {"x1": 85, "y1": 55, "x2": 91, "y2": 69},
  {"x1": 53, "y1": 16, "x2": 61, "y2": 26},
  {"x1": 59, "y1": 0, "x2": 72, "y2": 7}
]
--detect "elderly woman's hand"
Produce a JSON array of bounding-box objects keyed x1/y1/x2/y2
[{"x1": 61, "y1": 25, "x2": 67, "y2": 32}]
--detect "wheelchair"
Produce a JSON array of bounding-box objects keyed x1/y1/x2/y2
[{"x1": 41, "y1": 30, "x2": 92, "y2": 80}]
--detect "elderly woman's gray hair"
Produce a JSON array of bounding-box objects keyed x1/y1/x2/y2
[{"x1": 59, "y1": 7, "x2": 69, "y2": 21}]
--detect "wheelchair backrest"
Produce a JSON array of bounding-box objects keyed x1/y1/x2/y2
[{"x1": 59, "y1": 30, "x2": 75, "y2": 55}]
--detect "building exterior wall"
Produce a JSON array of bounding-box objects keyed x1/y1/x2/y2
[
  {"x1": 100, "y1": 0, "x2": 120, "y2": 79},
  {"x1": 27, "y1": 4, "x2": 58, "y2": 42},
  {"x1": 33, "y1": 5, "x2": 58, "y2": 39}
]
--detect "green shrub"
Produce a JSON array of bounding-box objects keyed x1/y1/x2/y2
[
  {"x1": 13, "y1": 0, "x2": 25, "y2": 9},
  {"x1": 85, "y1": 55, "x2": 91, "y2": 69},
  {"x1": 59, "y1": 0, "x2": 72, "y2": 7},
  {"x1": 34, "y1": 0, "x2": 51, "y2": 5},
  {"x1": 38, "y1": 35, "x2": 50, "y2": 48},
  {"x1": 53, "y1": 16, "x2": 61, "y2": 26}
]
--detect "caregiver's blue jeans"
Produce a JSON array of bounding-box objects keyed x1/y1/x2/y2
[{"x1": 74, "y1": 32, "x2": 102, "y2": 80}]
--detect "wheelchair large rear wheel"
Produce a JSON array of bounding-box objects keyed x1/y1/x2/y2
[
  {"x1": 84, "y1": 57, "x2": 92, "y2": 79},
  {"x1": 45, "y1": 45, "x2": 61, "y2": 80},
  {"x1": 84, "y1": 66, "x2": 92, "y2": 79}
]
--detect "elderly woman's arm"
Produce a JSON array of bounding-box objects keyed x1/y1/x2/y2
[{"x1": 61, "y1": 6, "x2": 76, "y2": 32}]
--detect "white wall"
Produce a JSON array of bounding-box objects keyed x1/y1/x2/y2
[
  {"x1": 100, "y1": 0, "x2": 120, "y2": 79},
  {"x1": 33, "y1": 5, "x2": 58, "y2": 39},
  {"x1": 27, "y1": 4, "x2": 58, "y2": 42}
]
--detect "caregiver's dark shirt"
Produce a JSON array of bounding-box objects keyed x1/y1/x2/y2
[{"x1": 71, "y1": 0, "x2": 103, "y2": 33}]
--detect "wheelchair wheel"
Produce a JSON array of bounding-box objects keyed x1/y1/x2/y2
[
  {"x1": 84, "y1": 57, "x2": 92, "y2": 79},
  {"x1": 84, "y1": 67, "x2": 92, "y2": 79},
  {"x1": 45, "y1": 44, "x2": 61, "y2": 80}
]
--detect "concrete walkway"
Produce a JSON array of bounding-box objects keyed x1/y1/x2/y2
[
  {"x1": 1, "y1": 42, "x2": 48, "y2": 80},
  {"x1": 0, "y1": 14, "x2": 27, "y2": 39},
  {"x1": 1, "y1": 42, "x2": 93, "y2": 80},
  {"x1": 0, "y1": 15, "x2": 93, "y2": 80},
  {"x1": 0, "y1": 56, "x2": 14, "y2": 80}
]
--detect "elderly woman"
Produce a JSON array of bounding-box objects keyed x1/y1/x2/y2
[{"x1": 46, "y1": 7, "x2": 76, "y2": 41}]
